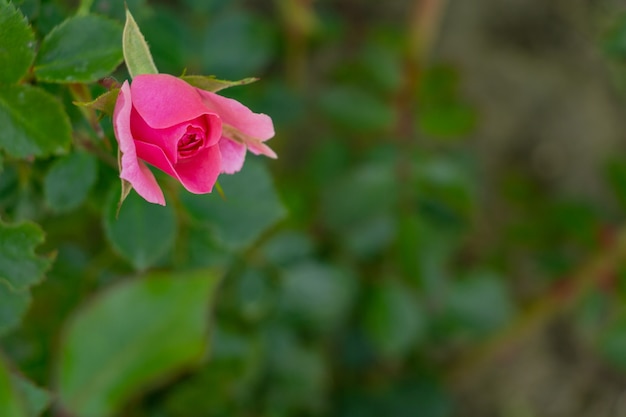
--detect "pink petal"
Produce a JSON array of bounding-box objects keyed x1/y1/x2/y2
[
  {"x1": 130, "y1": 110, "x2": 222, "y2": 163},
  {"x1": 246, "y1": 139, "x2": 278, "y2": 159},
  {"x1": 113, "y1": 81, "x2": 165, "y2": 205},
  {"x1": 134, "y1": 140, "x2": 221, "y2": 194},
  {"x1": 131, "y1": 74, "x2": 215, "y2": 129},
  {"x1": 219, "y1": 137, "x2": 246, "y2": 174},
  {"x1": 196, "y1": 89, "x2": 275, "y2": 140}
]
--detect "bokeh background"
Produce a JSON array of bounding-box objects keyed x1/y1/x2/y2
[{"x1": 6, "y1": 0, "x2": 626, "y2": 416}]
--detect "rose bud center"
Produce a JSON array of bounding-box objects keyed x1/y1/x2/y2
[{"x1": 177, "y1": 126, "x2": 206, "y2": 159}]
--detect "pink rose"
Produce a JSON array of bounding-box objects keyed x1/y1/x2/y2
[{"x1": 113, "y1": 73, "x2": 275, "y2": 205}]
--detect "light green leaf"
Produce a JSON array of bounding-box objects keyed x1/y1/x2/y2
[
  {"x1": 123, "y1": 8, "x2": 157, "y2": 78},
  {"x1": 44, "y1": 152, "x2": 97, "y2": 213},
  {"x1": 34, "y1": 15, "x2": 123, "y2": 83},
  {"x1": 181, "y1": 75, "x2": 258, "y2": 93},
  {"x1": 0, "y1": 220, "x2": 51, "y2": 292},
  {"x1": 0, "y1": 84, "x2": 71, "y2": 158},
  {"x1": 104, "y1": 185, "x2": 176, "y2": 270},
  {"x1": 0, "y1": 2, "x2": 36, "y2": 84},
  {"x1": 182, "y1": 158, "x2": 286, "y2": 250},
  {"x1": 57, "y1": 270, "x2": 220, "y2": 417},
  {"x1": 11, "y1": 374, "x2": 50, "y2": 417},
  {"x1": 0, "y1": 356, "x2": 27, "y2": 417}
]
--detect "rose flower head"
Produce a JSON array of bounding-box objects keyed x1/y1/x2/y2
[{"x1": 113, "y1": 73, "x2": 275, "y2": 205}]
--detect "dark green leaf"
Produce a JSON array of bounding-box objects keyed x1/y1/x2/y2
[
  {"x1": 162, "y1": 325, "x2": 263, "y2": 416},
  {"x1": 44, "y1": 152, "x2": 97, "y2": 213},
  {"x1": 318, "y1": 86, "x2": 395, "y2": 133},
  {"x1": 123, "y1": 8, "x2": 158, "y2": 78},
  {"x1": 104, "y1": 186, "x2": 177, "y2": 270},
  {"x1": 364, "y1": 280, "x2": 425, "y2": 358},
  {"x1": 320, "y1": 159, "x2": 398, "y2": 257},
  {"x1": 0, "y1": 84, "x2": 71, "y2": 158},
  {"x1": 261, "y1": 231, "x2": 314, "y2": 266},
  {"x1": 34, "y1": 15, "x2": 123, "y2": 83},
  {"x1": 599, "y1": 311, "x2": 626, "y2": 371},
  {"x1": 0, "y1": 2, "x2": 36, "y2": 84},
  {"x1": 445, "y1": 272, "x2": 514, "y2": 337},
  {"x1": 418, "y1": 103, "x2": 475, "y2": 138},
  {"x1": 0, "y1": 281, "x2": 30, "y2": 337},
  {"x1": 279, "y1": 262, "x2": 355, "y2": 332},
  {"x1": 265, "y1": 327, "x2": 328, "y2": 414},
  {"x1": 57, "y1": 270, "x2": 220, "y2": 417},
  {"x1": 417, "y1": 66, "x2": 475, "y2": 139},
  {"x1": 201, "y1": 11, "x2": 276, "y2": 79},
  {"x1": 0, "y1": 220, "x2": 51, "y2": 292},
  {"x1": 182, "y1": 158, "x2": 286, "y2": 250},
  {"x1": 604, "y1": 14, "x2": 626, "y2": 61}
]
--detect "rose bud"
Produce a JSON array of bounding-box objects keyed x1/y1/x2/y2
[{"x1": 113, "y1": 73, "x2": 275, "y2": 205}]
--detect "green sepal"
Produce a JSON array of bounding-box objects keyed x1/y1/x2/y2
[
  {"x1": 116, "y1": 148, "x2": 132, "y2": 218},
  {"x1": 122, "y1": 8, "x2": 158, "y2": 78},
  {"x1": 74, "y1": 88, "x2": 120, "y2": 116},
  {"x1": 181, "y1": 75, "x2": 258, "y2": 93}
]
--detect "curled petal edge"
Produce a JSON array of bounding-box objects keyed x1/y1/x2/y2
[{"x1": 113, "y1": 81, "x2": 166, "y2": 205}]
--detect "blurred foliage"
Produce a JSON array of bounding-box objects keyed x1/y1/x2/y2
[{"x1": 2, "y1": 0, "x2": 626, "y2": 416}]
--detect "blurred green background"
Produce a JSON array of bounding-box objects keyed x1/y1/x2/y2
[{"x1": 7, "y1": 0, "x2": 626, "y2": 416}]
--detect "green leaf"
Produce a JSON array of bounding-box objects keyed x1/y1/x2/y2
[
  {"x1": 34, "y1": 15, "x2": 123, "y2": 83},
  {"x1": 417, "y1": 65, "x2": 475, "y2": 139},
  {"x1": 364, "y1": 280, "x2": 426, "y2": 358},
  {"x1": 599, "y1": 311, "x2": 626, "y2": 371},
  {"x1": 0, "y1": 356, "x2": 27, "y2": 417},
  {"x1": 0, "y1": 281, "x2": 30, "y2": 337},
  {"x1": 0, "y1": 2, "x2": 36, "y2": 84},
  {"x1": 182, "y1": 158, "x2": 286, "y2": 250},
  {"x1": 279, "y1": 262, "x2": 356, "y2": 332},
  {"x1": 0, "y1": 84, "x2": 71, "y2": 158},
  {"x1": 57, "y1": 270, "x2": 220, "y2": 417},
  {"x1": 604, "y1": 14, "x2": 626, "y2": 61},
  {"x1": 418, "y1": 103, "x2": 475, "y2": 138},
  {"x1": 161, "y1": 325, "x2": 263, "y2": 416},
  {"x1": 104, "y1": 185, "x2": 177, "y2": 270},
  {"x1": 123, "y1": 8, "x2": 158, "y2": 78},
  {"x1": 181, "y1": 75, "x2": 258, "y2": 93},
  {"x1": 77, "y1": 0, "x2": 94, "y2": 16},
  {"x1": 445, "y1": 272, "x2": 514, "y2": 337},
  {"x1": 11, "y1": 374, "x2": 50, "y2": 417},
  {"x1": 44, "y1": 152, "x2": 97, "y2": 213},
  {"x1": 318, "y1": 86, "x2": 395, "y2": 133},
  {"x1": 200, "y1": 11, "x2": 276, "y2": 79},
  {"x1": 606, "y1": 157, "x2": 626, "y2": 212},
  {"x1": 320, "y1": 158, "x2": 398, "y2": 257},
  {"x1": 0, "y1": 220, "x2": 51, "y2": 292},
  {"x1": 261, "y1": 231, "x2": 314, "y2": 266},
  {"x1": 265, "y1": 327, "x2": 328, "y2": 414}
]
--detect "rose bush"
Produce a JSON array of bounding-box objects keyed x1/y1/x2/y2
[{"x1": 113, "y1": 73, "x2": 275, "y2": 205}]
